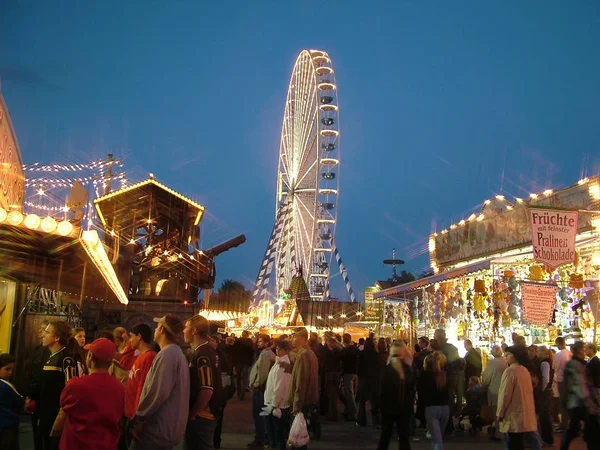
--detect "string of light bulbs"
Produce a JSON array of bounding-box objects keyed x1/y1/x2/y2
[{"x1": 22, "y1": 158, "x2": 124, "y2": 172}]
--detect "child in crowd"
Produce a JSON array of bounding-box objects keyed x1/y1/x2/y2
[{"x1": 0, "y1": 353, "x2": 31, "y2": 450}]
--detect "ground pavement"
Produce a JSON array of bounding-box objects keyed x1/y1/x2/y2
[{"x1": 18, "y1": 397, "x2": 588, "y2": 449}]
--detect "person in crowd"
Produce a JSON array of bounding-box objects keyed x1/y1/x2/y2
[
  {"x1": 377, "y1": 341, "x2": 414, "y2": 450},
  {"x1": 528, "y1": 345, "x2": 539, "y2": 368},
  {"x1": 71, "y1": 328, "x2": 86, "y2": 348},
  {"x1": 340, "y1": 333, "x2": 358, "y2": 422},
  {"x1": 322, "y1": 331, "x2": 342, "y2": 422},
  {"x1": 433, "y1": 329, "x2": 464, "y2": 434},
  {"x1": 418, "y1": 351, "x2": 450, "y2": 450},
  {"x1": 35, "y1": 320, "x2": 77, "y2": 450},
  {"x1": 29, "y1": 320, "x2": 51, "y2": 450},
  {"x1": 585, "y1": 342, "x2": 600, "y2": 392},
  {"x1": 129, "y1": 315, "x2": 190, "y2": 450},
  {"x1": 496, "y1": 346, "x2": 537, "y2": 450},
  {"x1": 535, "y1": 346, "x2": 554, "y2": 446},
  {"x1": 0, "y1": 353, "x2": 29, "y2": 450},
  {"x1": 210, "y1": 335, "x2": 232, "y2": 450},
  {"x1": 357, "y1": 338, "x2": 365, "y2": 351},
  {"x1": 560, "y1": 341, "x2": 597, "y2": 450},
  {"x1": 550, "y1": 348, "x2": 561, "y2": 425},
  {"x1": 429, "y1": 339, "x2": 441, "y2": 352},
  {"x1": 65, "y1": 336, "x2": 88, "y2": 377},
  {"x1": 122, "y1": 324, "x2": 156, "y2": 448},
  {"x1": 463, "y1": 339, "x2": 482, "y2": 386},
  {"x1": 232, "y1": 331, "x2": 254, "y2": 401},
  {"x1": 500, "y1": 336, "x2": 508, "y2": 352},
  {"x1": 512, "y1": 334, "x2": 526, "y2": 347},
  {"x1": 247, "y1": 334, "x2": 275, "y2": 449},
  {"x1": 377, "y1": 338, "x2": 390, "y2": 366},
  {"x1": 110, "y1": 327, "x2": 136, "y2": 388},
  {"x1": 287, "y1": 328, "x2": 319, "y2": 450},
  {"x1": 414, "y1": 337, "x2": 431, "y2": 428},
  {"x1": 51, "y1": 338, "x2": 125, "y2": 450},
  {"x1": 263, "y1": 339, "x2": 293, "y2": 450},
  {"x1": 308, "y1": 332, "x2": 320, "y2": 355},
  {"x1": 184, "y1": 316, "x2": 223, "y2": 450},
  {"x1": 357, "y1": 338, "x2": 381, "y2": 428},
  {"x1": 553, "y1": 336, "x2": 572, "y2": 432},
  {"x1": 481, "y1": 345, "x2": 508, "y2": 441}
]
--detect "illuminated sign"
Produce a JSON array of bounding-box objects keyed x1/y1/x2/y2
[{"x1": 0, "y1": 94, "x2": 25, "y2": 210}]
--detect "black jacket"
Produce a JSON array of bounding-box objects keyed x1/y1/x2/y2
[
  {"x1": 340, "y1": 345, "x2": 359, "y2": 375},
  {"x1": 379, "y1": 361, "x2": 414, "y2": 416}
]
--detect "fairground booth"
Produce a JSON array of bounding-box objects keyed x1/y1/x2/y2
[{"x1": 375, "y1": 175, "x2": 600, "y2": 355}]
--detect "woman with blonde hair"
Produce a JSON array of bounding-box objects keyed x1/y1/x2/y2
[
  {"x1": 377, "y1": 341, "x2": 414, "y2": 449},
  {"x1": 418, "y1": 351, "x2": 449, "y2": 450}
]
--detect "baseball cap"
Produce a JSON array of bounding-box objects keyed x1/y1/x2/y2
[
  {"x1": 153, "y1": 315, "x2": 182, "y2": 337},
  {"x1": 84, "y1": 338, "x2": 116, "y2": 362}
]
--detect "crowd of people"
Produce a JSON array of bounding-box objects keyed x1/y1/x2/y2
[{"x1": 1, "y1": 319, "x2": 600, "y2": 450}]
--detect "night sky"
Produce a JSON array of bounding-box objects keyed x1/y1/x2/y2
[{"x1": 2, "y1": 1, "x2": 599, "y2": 300}]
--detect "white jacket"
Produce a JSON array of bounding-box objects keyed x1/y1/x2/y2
[{"x1": 264, "y1": 355, "x2": 292, "y2": 410}]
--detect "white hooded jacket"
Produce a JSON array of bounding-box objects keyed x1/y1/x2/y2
[{"x1": 263, "y1": 354, "x2": 292, "y2": 412}]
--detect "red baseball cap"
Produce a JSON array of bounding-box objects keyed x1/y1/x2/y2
[{"x1": 84, "y1": 337, "x2": 116, "y2": 362}]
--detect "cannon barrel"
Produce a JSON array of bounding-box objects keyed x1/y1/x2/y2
[{"x1": 203, "y1": 234, "x2": 246, "y2": 258}]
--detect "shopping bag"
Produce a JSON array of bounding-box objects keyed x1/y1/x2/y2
[{"x1": 288, "y1": 412, "x2": 310, "y2": 447}]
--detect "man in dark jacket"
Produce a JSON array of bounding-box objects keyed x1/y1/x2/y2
[
  {"x1": 560, "y1": 341, "x2": 598, "y2": 450},
  {"x1": 339, "y1": 334, "x2": 358, "y2": 421},
  {"x1": 464, "y1": 339, "x2": 482, "y2": 384},
  {"x1": 434, "y1": 329, "x2": 464, "y2": 434},
  {"x1": 231, "y1": 331, "x2": 254, "y2": 400}
]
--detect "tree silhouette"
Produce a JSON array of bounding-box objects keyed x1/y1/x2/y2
[
  {"x1": 396, "y1": 270, "x2": 416, "y2": 284},
  {"x1": 209, "y1": 279, "x2": 253, "y2": 312}
]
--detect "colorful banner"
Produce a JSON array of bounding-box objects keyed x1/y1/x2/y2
[
  {"x1": 530, "y1": 208, "x2": 578, "y2": 269},
  {"x1": 521, "y1": 282, "x2": 558, "y2": 325}
]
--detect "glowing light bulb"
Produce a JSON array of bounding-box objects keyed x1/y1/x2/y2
[
  {"x1": 41, "y1": 217, "x2": 57, "y2": 233},
  {"x1": 57, "y1": 220, "x2": 73, "y2": 236},
  {"x1": 7, "y1": 211, "x2": 23, "y2": 226},
  {"x1": 0, "y1": 207, "x2": 7, "y2": 222},
  {"x1": 24, "y1": 214, "x2": 41, "y2": 229}
]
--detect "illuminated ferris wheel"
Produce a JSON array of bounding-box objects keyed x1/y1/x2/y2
[{"x1": 254, "y1": 49, "x2": 354, "y2": 305}]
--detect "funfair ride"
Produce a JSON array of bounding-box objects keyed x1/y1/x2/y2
[{"x1": 254, "y1": 50, "x2": 355, "y2": 308}]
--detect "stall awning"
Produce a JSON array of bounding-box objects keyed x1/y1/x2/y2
[
  {"x1": 0, "y1": 223, "x2": 128, "y2": 304},
  {"x1": 374, "y1": 260, "x2": 491, "y2": 299}
]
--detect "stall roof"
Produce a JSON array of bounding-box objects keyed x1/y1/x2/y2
[
  {"x1": 0, "y1": 223, "x2": 128, "y2": 304},
  {"x1": 198, "y1": 309, "x2": 248, "y2": 321},
  {"x1": 374, "y1": 260, "x2": 491, "y2": 299}
]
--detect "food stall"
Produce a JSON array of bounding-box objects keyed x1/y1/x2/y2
[{"x1": 375, "y1": 175, "x2": 600, "y2": 350}]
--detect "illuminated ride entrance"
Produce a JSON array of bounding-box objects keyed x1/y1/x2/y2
[{"x1": 253, "y1": 50, "x2": 355, "y2": 309}]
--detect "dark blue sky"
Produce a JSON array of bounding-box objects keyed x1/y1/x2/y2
[{"x1": 2, "y1": 1, "x2": 599, "y2": 299}]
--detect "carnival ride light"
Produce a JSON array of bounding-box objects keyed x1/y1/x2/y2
[
  {"x1": 41, "y1": 216, "x2": 57, "y2": 233},
  {"x1": 37, "y1": 188, "x2": 44, "y2": 195},
  {"x1": 477, "y1": 214, "x2": 485, "y2": 221},
  {"x1": 530, "y1": 193, "x2": 538, "y2": 199},
  {"x1": 80, "y1": 230, "x2": 128, "y2": 305},
  {"x1": 24, "y1": 214, "x2": 41, "y2": 229},
  {"x1": 7, "y1": 211, "x2": 23, "y2": 226},
  {"x1": 0, "y1": 207, "x2": 7, "y2": 222},
  {"x1": 429, "y1": 238, "x2": 436, "y2": 252},
  {"x1": 515, "y1": 197, "x2": 524, "y2": 203},
  {"x1": 57, "y1": 220, "x2": 73, "y2": 236},
  {"x1": 579, "y1": 178, "x2": 589, "y2": 185},
  {"x1": 590, "y1": 183, "x2": 600, "y2": 200},
  {"x1": 317, "y1": 316, "x2": 322, "y2": 320},
  {"x1": 468, "y1": 213, "x2": 477, "y2": 221},
  {"x1": 543, "y1": 189, "x2": 553, "y2": 196},
  {"x1": 328, "y1": 315, "x2": 333, "y2": 319},
  {"x1": 495, "y1": 195, "x2": 505, "y2": 200}
]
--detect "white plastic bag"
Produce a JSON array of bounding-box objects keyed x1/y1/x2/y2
[{"x1": 288, "y1": 412, "x2": 310, "y2": 447}]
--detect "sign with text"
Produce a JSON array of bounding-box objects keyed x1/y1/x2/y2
[
  {"x1": 530, "y1": 208, "x2": 578, "y2": 269},
  {"x1": 521, "y1": 282, "x2": 558, "y2": 325}
]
